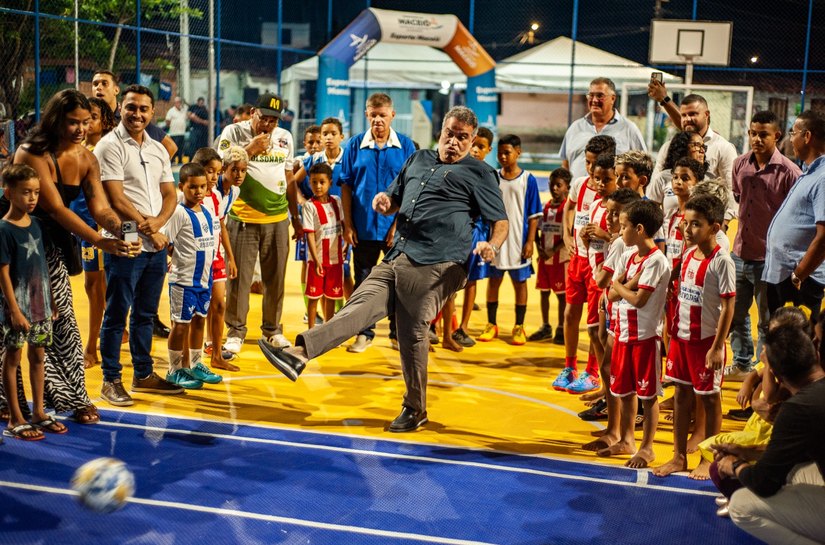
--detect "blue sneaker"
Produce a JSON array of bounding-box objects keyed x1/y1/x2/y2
[
  {"x1": 552, "y1": 367, "x2": 578, "y2": 391},
  {"x1": 565, "y1": 371, "x2": 601, "y2": 394},
  {"x1": 166, "y1": 368, "x2": 203, "y2": 389},
  {"x1": 191, "y1": 362, "x2": 223, "y2": 384}
]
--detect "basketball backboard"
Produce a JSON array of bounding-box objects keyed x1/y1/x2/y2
[{"x1": 649, "y1": 19, "x2": 732, "y2": 66}]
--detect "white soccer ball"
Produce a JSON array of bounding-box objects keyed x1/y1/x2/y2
[{"x1": 70, "y1": 457, "x2": 135, "y2": 513}]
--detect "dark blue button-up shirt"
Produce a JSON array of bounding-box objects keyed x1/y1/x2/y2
[{"x1": 385, "y1": 150, "x2": 507, "y2": 265}]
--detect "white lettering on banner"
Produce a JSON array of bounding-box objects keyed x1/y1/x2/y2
[
  {"x1": 475, "y1": 87, "x2": 497, "y2": 94},
  {"x1": 452, "y1": 43, "x2": 481, "y2": 69},
  {"x1": 372, "y1": 8, "x2": 456, "y2": 45},
  {"x1": 389, "y1": 33, "x2": 441, "y2": 43},
  {"x1": 325, "y1": 78, "x2": 349, "y2": 87},
  {"x1": 327, "y1": 88, "x2": 351, "y2": 97},
  {"x1": 476, "y1": 95, "x2": 498, "y2": 103}
]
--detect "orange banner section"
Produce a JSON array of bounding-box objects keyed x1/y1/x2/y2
[{"x1": 443, "y1": 21, "x2": 495, "y2": 77}]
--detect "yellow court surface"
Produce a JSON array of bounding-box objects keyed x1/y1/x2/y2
[{"x1": 72, "y1": 219, "x2": 749, "y2": 473}]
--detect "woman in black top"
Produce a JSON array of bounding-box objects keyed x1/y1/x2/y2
[{"x1": 3, "y1": 89, "x2": 135, "y2": 424}]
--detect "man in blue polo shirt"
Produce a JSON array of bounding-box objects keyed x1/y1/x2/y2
[
  {"x1": 764, "y1": 110, "x2": 825, "y2": 321},
  {"x1": 340, "y1": 93, "x2": 416, "y2": 353},
  {"x1": 560, "y1": 77, "x2": 646, "y2": 179}
]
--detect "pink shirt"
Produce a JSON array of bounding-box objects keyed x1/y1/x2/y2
[{"x1": 732, "y1": 148, "x2": 801, "y2": 260}]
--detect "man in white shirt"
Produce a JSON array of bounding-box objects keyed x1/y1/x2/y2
[
  {"x1": 164, "y1": 96, "x2": 188, "y2": 163},
  {"x1": 648, "y1": 86, "x2": 738, "y2": 212},
  {"x1": 95, "y1": 84, "x2": 183, "y2": 406}
]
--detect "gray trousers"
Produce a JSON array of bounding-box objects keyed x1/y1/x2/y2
[
  {"x1": 729, "y1": 462, "x2": 825, "y2": 545},
  {"x1": 225, "y1": 218, "x2": 289, "y2": 340},
  {"x1": 298, "y1": 254, "x2": 467, "y2": 413}
]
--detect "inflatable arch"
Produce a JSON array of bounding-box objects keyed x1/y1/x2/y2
[{"x1": 316, "y1": 8, "x2": 497, "y2": 131}]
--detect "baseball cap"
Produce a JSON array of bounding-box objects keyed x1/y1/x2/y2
[{"x1": 255, "y1": 93, "x2": 283, "y2": 118}]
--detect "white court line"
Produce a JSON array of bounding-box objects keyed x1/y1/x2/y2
[
  {"x1": 92, "y1": 418, "x2": 716, "y2": 498},
  {"x1": 0, "y1": 480, "x2": 495, "y2": 545}
]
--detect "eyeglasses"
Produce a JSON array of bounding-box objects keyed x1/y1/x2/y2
[
  {"x1": 688, "y1": 143, "x2": 708, "y2": 151},
  {"x1": 788, "y1": 128, "x2": 808, "y2": 138},
  {"x1": 586, "y1": 93, "x2": 614, "y2": 101}
]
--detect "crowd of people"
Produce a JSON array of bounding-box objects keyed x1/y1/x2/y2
[{"x1": 0, "y1": 71, "x2": 823, "y2": 544}]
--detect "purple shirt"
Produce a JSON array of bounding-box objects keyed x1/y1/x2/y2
[{"x1": 732, "y1": 148, "x2": 801, "y2": 261}]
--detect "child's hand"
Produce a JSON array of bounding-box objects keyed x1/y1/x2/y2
[
  {"x1": 706, "y1": 346, "x2": 725, "y2": 370},
  {"x1": 563, "y1": 233, "x2": 576, "y2": 255},
  {"x1": 227, "y1": 258, "x2": 238, "y2": 280},
  {"x1": 591, "y1": 226, "x2": 610, "y2": 241},
  {"x1": 625, "y1": 270, "x2": 642, "y2": 290},
  {"x1": 522, "y1": 242, "x2": 533, "y2": 260},
  {"x1": 537, "y1": 247, "x2": 549, "y2": 261},
  {"x1": 315, "y1": 262, "x2": 324, "y2": 276},
  {"x1": 736, "y1": 381, "x2": 755, "y2": 409},
  {"x1": 11, "y1": 309, "x2": 30, "y2": 333}
]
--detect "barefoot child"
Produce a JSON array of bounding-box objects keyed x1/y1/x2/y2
[
  {"x1": 478, "y1": 134, "x2": 541, "y2": 345},
  {"x1": 0, "y1": 165, "x2": 64, "y2": 440},
  {"x1": 194, "y1": 146, "x2": 244, "y2": 372},
  {"x1": 653, "y1": 195, "x2": 735, "y2": 478},
  {"x1": 581, "y1": 188, "x2": 640, "y2": 450},
  {"x1": 162, "y1": 163, "x2": 222, "y2": 389},
  {"x1": 602, "y1": 199, "x2": 670, "y2": 468},
  {"x1": 302, "y1": 163, "x2": 345, "y2": 327},
  {"x1": 529, "y1": 168, "x2": 570, "y2": 344}
]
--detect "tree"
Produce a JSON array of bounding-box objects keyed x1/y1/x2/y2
[{"x1": 0, "y1": 0, "x2": 200, "y2": 119}]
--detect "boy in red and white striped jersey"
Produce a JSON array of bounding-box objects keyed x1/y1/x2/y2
[
  {"x1": 602, "y1": 200, "x2": 670, "y2": 468},
  {"x1": 653, "y1": 195, "x2": 735, "y2": 478}
]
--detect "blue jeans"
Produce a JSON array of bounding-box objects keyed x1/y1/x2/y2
[
  {"x1": 729, "y1": 254, "x2": 769, "y2": 369},
  {"x1": 100, "y1": 250, "x2": 167, "y2": 382}
]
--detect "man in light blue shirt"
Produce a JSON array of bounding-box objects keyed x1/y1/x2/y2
[
  {"x1": 763, "y1": 110, "x2": 825, "y2": 320},
  {"x1": 339, "y1": 93, "x2": 416, "y2": 353},
  {"x1": 560, "y1": 77, "x2": 646, "y2": 179}
]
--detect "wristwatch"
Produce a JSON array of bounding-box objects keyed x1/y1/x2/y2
[
  {"x1": 791, "y1": 271, "x2": 802, "y2": 285},
  {"x1": 659, "y1": 96, "x2": 672, "y2": 106},
  {"x1": 731, "y1": 459, "x2": 748, "y2": 474}
]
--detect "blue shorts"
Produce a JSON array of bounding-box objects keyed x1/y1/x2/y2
[
  {"x1": 169, "y1": 284, "x2": 211, "y2": 323},
  {"x1": 466, "y1": 219, "x2": 490, "y2": 282},
  {"x1": 487, "y1": 264, "x2": 533, "y2": 282},
  {"x1": 80, "y1": 240, "x2": 104, "y2": 272},
  {"x1": 342, "y1": 244, "x2": 352, "y2": 279}
]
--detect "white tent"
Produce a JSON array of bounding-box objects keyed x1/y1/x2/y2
[
  {"x1": 496, "y1": 36, "x2": 681, "y2": 91},
  {"x1": 280, "y1": 42, "x2": 466, "y2": 118}
]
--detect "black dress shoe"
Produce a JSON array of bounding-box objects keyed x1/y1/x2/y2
[
  {"x1": 258, "y1": 339, "x2": 306, "y2": 381},
  {"x1": 388, "y1": 407, "x2": 428, "y2": 433},
  {"x1": 153, "y1": 315, "x2": 171, "y2": 338}
]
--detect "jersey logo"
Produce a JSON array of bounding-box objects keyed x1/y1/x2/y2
[
  {"x1": 219, "y1": 139, "x2": 231, "y2": 150},
  {"x1": 699, "y1": 371, "x2": 711, "y2": 383},
  {"x1": 638, "y1": 379, "x2": 649, "y2": 390},
  {"x1": 666, "y1": 359, "x2": 674, "y2": 371}
]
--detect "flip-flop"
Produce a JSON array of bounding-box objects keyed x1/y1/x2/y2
[
  {"x1": 4, "y1": 423, "x2": 45, "y2": 441},
  {"x1": 33, "y1": 416, "x2": 68, "y2": 434}
]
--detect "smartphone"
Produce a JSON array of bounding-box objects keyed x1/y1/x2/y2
[
  {"x1": 651, "y1": 72, "x2": 663, "y2": 83},
  {"x1": 121, "y1": 220, "x2": 139, "y2": 243}
]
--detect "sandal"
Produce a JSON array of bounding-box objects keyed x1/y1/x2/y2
[
  {"x1": 72, "y1": 405, "x2": 100, "y2": 425},
  {"x1": 4, "y1": 423, "x2": 45, "y2": 441},
  {"x1": 34, "y1": 416, "x2": 68, "y2": 434}
]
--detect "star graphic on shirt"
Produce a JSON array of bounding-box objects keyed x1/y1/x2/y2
[{"x1": 22, "y1": 233, "x2": 40, "y2": 259}]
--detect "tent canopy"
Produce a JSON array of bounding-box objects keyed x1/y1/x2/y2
[
  {"x1": 496, "y1": 36, "x2": 681, "y2": 91},
  {"x1": 280, "y1": 42, "x2": 466, "y2": 89}
]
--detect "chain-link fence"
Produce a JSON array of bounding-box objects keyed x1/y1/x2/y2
[{"x1": 1, "y1": 0, "x2": 822, "y2": 161}]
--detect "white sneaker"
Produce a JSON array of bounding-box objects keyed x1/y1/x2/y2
[
  {"x1": 347, "y1": 334, "x2": 372, "y2": 353},
  {"x1": 223, "y1": 336, "x2": 243, "y2": 354},
  {"x1": 724, "y1": 365, "x2": 753, "y2": 381},
  {"x1": 266, "y1": 333, "x2": 292, "y2": 348}
]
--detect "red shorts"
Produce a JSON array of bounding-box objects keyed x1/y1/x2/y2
[
  {"x1": 566, "y1": 255, "x2": 600, "y2": 326},
  {"x1": 610, "y1": 337, "x2": 662, "y2": 399},
  {"x1": 665, "y1": 337, "x2": 724, "y2": 394},
  {"x1": 212, "y1": 253, "x2": 227, "y2": 282},
  {"x1": 536, "y1": 259, "x2": 567, "y2": 294},
  {"x1": 306, "y1": 261, "x2": 344, "y2": 300}
]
